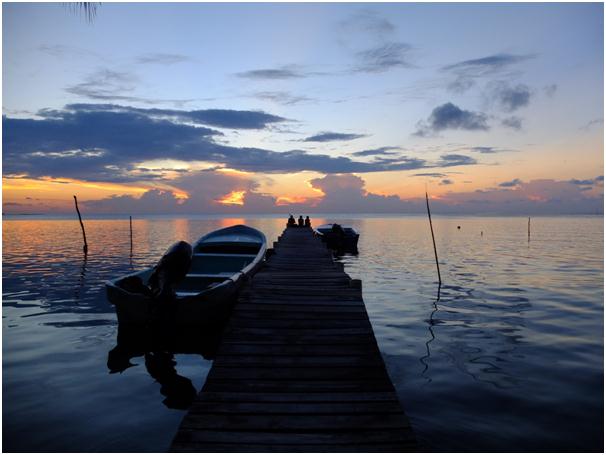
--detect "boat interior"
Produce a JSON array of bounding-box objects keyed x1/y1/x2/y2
[{"x1": 174, "y1": 231, "x2": 264, "y2": 297}]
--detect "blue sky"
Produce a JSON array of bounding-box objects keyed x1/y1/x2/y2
[{"x1": 2, "y1": 2, "x2": 604, "y2": 214}]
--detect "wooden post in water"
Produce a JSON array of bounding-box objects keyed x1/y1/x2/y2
[
  {"x1": 73, "y1": 195, "x2": 88, "y2": 254},
  {"x1": 129, "y1": 216, "x2": 133, "y2": 256},
  {"x1": 528, "y1": 217, "x2": 531, "y2": 242},
  {"x1": 425, "y1": 191, "x2": 442, "y2": 286}
]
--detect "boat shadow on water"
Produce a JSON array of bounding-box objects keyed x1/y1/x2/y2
[{"x1": 107, "y1": 320, "x2": 227, "y2": 410}]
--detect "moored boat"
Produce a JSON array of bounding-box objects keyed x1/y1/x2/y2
[
  {"x1": 314, "y1": 223, "x2": 360, "y2": 252},
  {"x1": 106, "y1": 224, "x2": 266, "y2": 326}
]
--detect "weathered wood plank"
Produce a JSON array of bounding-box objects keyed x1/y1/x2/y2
[
  {"x1": 188, "y1": 401, "x2": 404, "y2": 414},
  {"x1": 216, "y1": 344, "x2": 379, "y2": 356},
  {"x1": 206, "y1": 366, "x2": 389, "y2": 381},
  {"x1": 179, "y1": 413, "x2": 411, "y2": 431},
  {"x1": 201, "y1": 379, "x2": 396, "y2": 393},
  {"x1": 171, "y1": 442, "x2": 417, "y2": 453},
  {"x1": 193, "y1": 391, "x2": 401, "y2": 402},
  {"x1": 173, "y1": 428, "x2": 414, "y2": 445},
  {"x1": 213, "y1": 355, "x2": 384, "y2": 368}
]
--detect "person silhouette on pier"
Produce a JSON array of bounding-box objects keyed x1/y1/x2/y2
[
  {"x1": 304, "y1": 216, "x2": 311, "y2": 228},
  {"x1": 298, "y1": 215, "x2": 304, "y2": 227},
  {"x1": 287, "y1": 214, "x2": 296, "y2": 227}
]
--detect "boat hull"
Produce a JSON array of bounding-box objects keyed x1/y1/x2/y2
[{"x1": 106, "y1": 225, "x2": 266, "y2": 326}]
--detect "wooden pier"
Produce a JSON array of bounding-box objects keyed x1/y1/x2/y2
[{"x1": 170, "y1": 227, "x2": 417, "y2": 452}]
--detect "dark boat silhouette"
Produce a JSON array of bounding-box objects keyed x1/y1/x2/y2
[
  {"x1": 314, "y1": 223, "x2": 360, "y2": 252},
  {"x1": 106, "y1": 225, "x2": 266, "y2": 326}
]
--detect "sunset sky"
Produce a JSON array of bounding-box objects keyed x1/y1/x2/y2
[{"x1": 3, "y1": 2, "x2": 604, "y2": 214}]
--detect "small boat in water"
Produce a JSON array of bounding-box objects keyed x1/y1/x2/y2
[
  {"x1": 314, "y1": 223, "x2": 360, "y2": 252},
  {"x1": 106, "y1": 225, "x2": 266, "y2": 326}
]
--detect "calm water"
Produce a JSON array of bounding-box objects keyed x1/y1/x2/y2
[{"x1": 3, "y1": 215, "x2": 603, "y2": 452}]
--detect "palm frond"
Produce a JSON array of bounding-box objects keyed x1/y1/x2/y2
[{"x1": 64, "y1": 2, "x2": 101, "y2": 23}]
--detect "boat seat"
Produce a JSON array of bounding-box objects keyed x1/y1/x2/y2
[
  {"x1": 186, "y1": 273, "x2": 234, "y2": 279},
  {"x1": 175, "y1": 291, "x2": 201, "y2": 297}
]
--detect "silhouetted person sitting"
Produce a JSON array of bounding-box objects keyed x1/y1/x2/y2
[
  {"x1": 331, "y1": 223, "x2": 345, "y2": 238},
  {"x1": 287, "y1": 214, "x2": 296, "y2": 227},
  {"x1": 304, "y1": 216, "x2": 311, "y2": 227},
  {"x1": 298, "y1": 215, "x2": 304, "y2": 227}
]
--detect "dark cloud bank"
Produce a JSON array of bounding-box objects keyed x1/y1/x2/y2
[{"x1": 3, "y1": 104, "x2": 472, "y2": 183}]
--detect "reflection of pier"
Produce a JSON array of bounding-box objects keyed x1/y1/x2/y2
[{"x1": 171, "y1": 227, "x2": 417, "y2": 452}]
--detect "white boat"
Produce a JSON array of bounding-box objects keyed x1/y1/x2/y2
[{"x1": 106, "y1": 225, "x2": 266, "y2": 326}]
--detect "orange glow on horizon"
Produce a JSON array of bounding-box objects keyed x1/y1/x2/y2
[
  {"x1": 275, "y1": 195, "x2": 319, "y2": 206},
  {"x1": 217, "y1": 190, "x2": 246, "y2": 205},
  {"x1": 216, "y1": 168, "x2": 253, "y2": 177}
]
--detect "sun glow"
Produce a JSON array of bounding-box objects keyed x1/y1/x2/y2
[
  {"x1": 217, "y1": 190, "x2": 246, "y2": 205},
  {"x1": 216, "y1": 168, "x2": 253, "y2": 177},
  {"x1": 275, "y1": 195, "x2": 318, "y2": 206}
]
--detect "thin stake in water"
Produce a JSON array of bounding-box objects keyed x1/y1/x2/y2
[
  {"x1": 73, "y1": 195, "x2": 88, "y2": 254},
  {"x1": 425, "y1": 191, "x2": 442, "y2": 286},
  {"x1": 129, "y1": 216, "x2": 133, "y2": 256},
  {"x1": 528, "y1": 217, "x2": 531, "y2": 242}
]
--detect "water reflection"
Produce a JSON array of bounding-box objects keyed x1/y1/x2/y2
[
  {"x1": 107, "y1": 322, "x2": 226, "y2": 409},
  {"x1": 74, "y1": 253, "x2": 88, "y2": 303},
  {"x1": 419, "y1": 294, "x2": 439, "y2": 385}
]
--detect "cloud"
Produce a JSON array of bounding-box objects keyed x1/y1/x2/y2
[
  {"x1": 569, "y1": 176, "x2": 603, "y2": 186},
  {"x1": 304, "y1": 175, "x2": 602, "y2": 215},
  {"x1": 444, "y1": 53, "x2": 534, "y2": 73},
  {"x1": 65, "y1": 69, "x2": 192, "y2": 105},
  {"x1": 470, "y1": 146, "x2": 500, "y2": 154},
  {"x1": 308, "y1": 173, "x2": 421, "y2": 213},
  {"x1": 441, "y1": 179, "x2": 603, "y2": 215},
  {"x1": 39, "y1": 44, "x2": 99, "y2": 59},
  {"x1": 501, "y1": 116, "x2": 523, "y2": 130},
  {"x1": 236, "y1": 66, "x2": 304, "y2": 80},
  {"x1": 469, "y1": 146, "x2": 515, "y2": 154},
  {"x1": 440, "y1": 179, "x2": 454, "y2": 185},
  {"x1": 351, "y1": 146, "x2": 401, "y2": 157},
  {"x1": 544, "y1": 84, "x2": 558, "y2": 97},
  {"x1": 438, "y1": 154, "x2": 477, "y2": 167},
  {"x1": 339, "y1": 9, "x2": 395, "y2": 38},
  {"x1": 499, "y1": 178, "x2": 522, "y2": 187},
  {"x1": 580, "y1": 118, "x2": 603, "y2": 131},
  {"x1": 8, "y1": 171, "x2": 601, "y2": 216},
  {"x1": 413, "y1": 172, "x2": 447, "y2": 178},
  {"x1": 65, "y1": 69, "x2": 138, "y2": 100},
  {"x1": 135, "y1": 53, "x2": 189, "y2": 65},
  {"x1": 569, "y1": 178, "x2": 595, "y2": 186},
  {"x1": 339, "y1": 10, "x2": 412, "y2": 74},
  {"x1": 443, "y1": 53, "x2": 534, "y2": 93},
  {"x1": 81, "y1": 170, "x2": 272, "y2": 214},
  {"x1": 61, "y1": 103, "x2": 286, "y2": 129},
  {"x1": 303, "y1": 131, "x2": 368, "y2": 142},
  {"x1": 353, "y1": 42, "x2": 412, "y2": 73},
  {"x1": 414, "y1": 102, "x2": 489, "y2": 136},
  {"x1": 253, "y1": 91, "x2": 314, "y2": 106},
  {"x1": 489, "y1": 82, "x2": 531, "y2": 112}
]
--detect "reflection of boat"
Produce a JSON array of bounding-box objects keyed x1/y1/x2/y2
[
  {"x1": 314, "y1": 223, "x2": 360, "y2": 252},
  {"x1": 107, "y1": 323, "x2": 225, "y2": 409},
  {"x1": 106, "y1": 225, "x2": 267, "y2": 326}
]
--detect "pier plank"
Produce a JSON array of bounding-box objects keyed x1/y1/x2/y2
[{"x1": 170, "y1": 227, "x2": 416, "y2": 452}]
